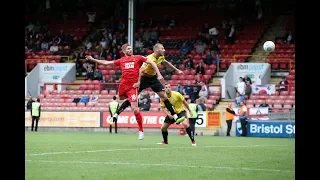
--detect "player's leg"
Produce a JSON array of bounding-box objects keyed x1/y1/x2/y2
[
  {"x1": 110, "y1": 83, "x2": 131, "y2": 121},
  {"x1": 181, "y1": 112, "x2": 196, "y2": 146},
  {"x1": 127, "y1": 88, "x2": 144, "y2": 140},
  {"x1": 151, "y1": 78, "x2": 185, "y2": 124},
  {"x1": 111, "y1": 77, "x2": 148, "y2": 120},
  {"x1": 189, "y1": 118, "x2": 197, "y2": 137},
  {"x1": 114, "y1": 118, "x2": 118, "y2": 133},
  {"x1": 157, "y1": 116, "x2": 173, "y2": 144}
]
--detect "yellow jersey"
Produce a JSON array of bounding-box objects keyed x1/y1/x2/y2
[
  {"x1": 142, "y1": 54, "x2": 167, "y2": 76},
  {"x1": 160, "y1": 91, "x2": 185, "y2": 114}
]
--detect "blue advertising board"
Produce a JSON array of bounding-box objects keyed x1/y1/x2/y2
[{"x1": 236, "y1": 120, "x2": 295, "y2": 138}]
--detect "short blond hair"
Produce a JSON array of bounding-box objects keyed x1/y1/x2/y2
[{"x1": 153, "y1": 43, "x2": 163, "y2": 51}]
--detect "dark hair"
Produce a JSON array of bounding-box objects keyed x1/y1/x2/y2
[{"x1": 113, "y1": 96, "x2": 116, "y2": 100}]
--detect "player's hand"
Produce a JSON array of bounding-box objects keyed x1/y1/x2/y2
[
  {"x1": 189, "y1": 112, "x2": 193, "y2": 117},
  {"x1": 157, "y1": 75, "x2": 166, "y2": 84},
  {"x1": 176, "y1": 69, "x2": 183, "y2": 74},
  {"x1": 85, "y1": 55, "x2": 93, "y2": 61},
  {"x1": 133, "y1": 82, "x2": 140, "y2": 88}
]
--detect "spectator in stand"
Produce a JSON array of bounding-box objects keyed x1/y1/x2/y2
[
  {"x1": 235, "y1": 92, "x2": 244, "y2": 106},
  {"x1": 190, "y1": 86, "x2": 200, "y2": 103},
  {"x1": 208, "y1": 40, "x2": 220, "y2": 55},
  {"x1": 93, "y1": 68, "x2": 103, "y2": 81},
  {"x1": 278, "y1": 77, "x2": 288, "y2": 93},
  {"x1": 195, "y1": 62, "x2": 205, "y2": 75},
  {"x1": 41, "y1": 41, "x2": 49, "y2": 50},
  {"x1": 183, "y1": 81, "x2": 194, "y2": 98},
  {"x1": 117, "y1": 21, "x2": 125, "y2": 32},
  {"x1": 235, "y1": 77, "x2": 246, "y2": 96},
  {"x1": 226, "y1": 25, "x2": 236, "y2": 44},
  {"x1": 198, "y1": 97, "x2": 207, "y2": 111},
  {"x1": 194, "y1": 75, "x2": 204, "y2": 85},
  {"x1": 139, "y1": 98, "x2": 151, "y2": 111},
  {"x1": 85, "y1": 40, "x2": 93, "y2": 50},
  {"x1": 208, "y1": 25, "x2": 219, "y2": 42},
  {"x1": 285, "y1": 31, "x2": 294, "y2": 44},
  {"x1": 150, "y1": 27, "x2": 159, "y2": 43},
  {"x1": 174, "y1": 82, "x2": 184, "y2": 95},
  {"x1": 49, "y1": 42, "x2": 58, "y2": 53},
  {"x1": 135, "y1": 38, "x2": 144, "y2": 54},
  {"x1": 198, "y1": 85, "x2": 208, "y2": 99},
  {"x1": 85, "y1": 65, "x2": 94, "y2": 80},
  {"x1": 184, "y1": 56, "x2": 194, "y2": 69},
  {"x1": 203, "y1": 51, "x2": 214, "y2": 65},
  {"x1": 195, "y1": 41, "x2": 205, "y2": 54},
  {"x1": 180, "y1": 42, "x2": 190, "y2": 55},
  {"x1": 245, "y1": 81, "x2": 252, "y2": 99},
  {"x1": 87, "y1": 12, "x2": 96, "y2": 25},
  {"x1": 243, "y1": 75, "x2": 252, "y2": 84},
  {"x1": 111, "y1": 47, "x2": 120, "y2": 60}
]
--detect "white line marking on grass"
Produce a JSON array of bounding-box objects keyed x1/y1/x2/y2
[
  {"x1": 26, "y1": 145, "x2": 287, "y2": 157},
  {"x1": 26, "y1": 160, "x2": 293, "y2": 173}
]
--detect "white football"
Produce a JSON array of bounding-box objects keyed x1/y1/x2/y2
[{"x1": 263, "y1": 41, "x2": 275, "y2": 52}]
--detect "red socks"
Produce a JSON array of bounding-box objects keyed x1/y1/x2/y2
[{"x1": 134, "y1": 111, "x2": 143, "y2": 132}]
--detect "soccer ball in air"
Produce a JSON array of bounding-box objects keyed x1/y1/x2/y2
[{"x1": 263, "y1": 41, "x2": 275, "y2": 52}]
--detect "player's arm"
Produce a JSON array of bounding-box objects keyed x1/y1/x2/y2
[
  {"x1": 86, "y1": 55, "x2": 115, "y2": 65},
  {"x1": 145, "y1": 58, "x2": 164, "y2": 79},
  {"x1": 182, "y1": 100, "x2": 192, "y2": 116},
  {"x1": 161, "y1": 104, "x2": 173, "y2": 119},
  {"x1": 162, "y1": 60, "x2": 183, "y2": 74}
]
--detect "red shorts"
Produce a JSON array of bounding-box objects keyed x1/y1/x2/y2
[{"x1": 118, "y1": 83, "x2": 138, "y2": 103}]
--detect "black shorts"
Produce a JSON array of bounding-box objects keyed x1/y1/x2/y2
[
  {"x1": 138, "y1": 75, "x2": 164, "y2": 93},
  {"x1": 164, "y1": 111, "x2": 186, "y2": 124}
]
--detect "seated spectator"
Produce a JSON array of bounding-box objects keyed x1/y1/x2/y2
[
  {"x1": 235, "y1": 92, "x2": 244, "y2": 106},
  {"x1": 198, "y1": 85, "x2": 208, "y2": 99},
  {"x1": 93, "y1": 68, "x2": 103, "y2": 81},
  {"x1": 180, "y1": 42, "x2": 190, "y2": 55},
  {"x1": 139, "y1": 98, "x2": 151, "y2": 111},
  {"x1": 195, "y1": 62, "x2": 205, "y2": 75},
  {"x1": 203, "y1": 51, "x2": 214, "y2": 65},
  {"x1": 49, "y1": 42, "x2": 58, "y2": 53},
  {"x1": 174, "y1": 82, "x2": 184, "y2": 95},
  {"x1": 184, "y1": 56, "x2": 194, "y2": 69},
  {"x1": 85, "y1": 65, "x2": 94, "y2": 80},
  {"x1": 278, "y1": 77, "x2": 288, "y2": 93}
]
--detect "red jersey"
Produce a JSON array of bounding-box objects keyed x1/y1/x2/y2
[{"x1": 113, "y1": 55, "x2": 147, "y2": 83}]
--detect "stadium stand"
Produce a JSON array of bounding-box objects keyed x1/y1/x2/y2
[{"x1": 26, "y1": 0, "x2": 295, "y2": 114}]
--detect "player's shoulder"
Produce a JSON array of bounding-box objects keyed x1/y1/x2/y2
[
  {"x1": 146, "y1": 54, "x2": 154, "y2": 59},
  {"x1": 171, "y1": 91, "x2": 181, "y2": 97}
]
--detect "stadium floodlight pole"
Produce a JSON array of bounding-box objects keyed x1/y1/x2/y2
[{"x1": 128, "y1": 0, "x2": 136, "y2": 53}]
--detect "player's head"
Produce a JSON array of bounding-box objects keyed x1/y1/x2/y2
[
  {"x1": 153, "y1": 43, "x2": 165, "y2": 56},
  {"x1": 113, "y1": 96, "x2": 117, "y2": 100},
  {"x1": 164, "y1": 83, "x2": 171, "y2": 94},
  {"x1": 121, "y1": 43, "x2": 133, "y2": 56}
]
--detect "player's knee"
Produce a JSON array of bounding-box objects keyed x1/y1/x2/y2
[
  {"x1": 182, "y1": 123, "x2": 189, "y2": 129},
  {"x1": 132, "y1": 107, "x2": 140, "y2": 114}
]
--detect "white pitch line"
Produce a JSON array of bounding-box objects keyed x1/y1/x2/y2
[
  {"x1": 26, "y1": 145, "x2": 288, "y2": 157},
  {"x1": 26, "y1": 160, "x2": 293, "y2": 173}
]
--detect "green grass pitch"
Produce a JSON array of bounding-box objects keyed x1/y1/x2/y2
[{"x1": 25, "y1": 132, "x2": 294, "y2": 180}]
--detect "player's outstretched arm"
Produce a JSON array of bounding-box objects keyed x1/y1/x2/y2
[
  {"x1": 85, "y1": 55, "x2": 115, "y2": 66},
  {"x1": 162, "y1": 61, "x2": 183, "y2": 74}
]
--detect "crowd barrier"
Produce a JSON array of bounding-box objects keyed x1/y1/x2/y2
[{"x1": 25, "y1": 111, "x2": 222, "y2": 129}]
